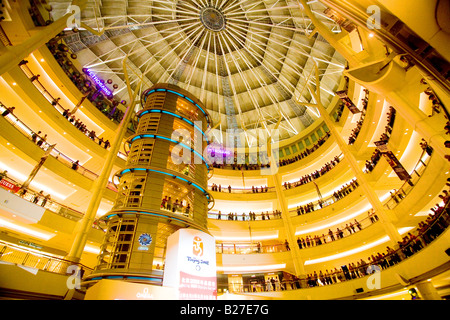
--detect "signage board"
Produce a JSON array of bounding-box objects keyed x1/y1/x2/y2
[{"x1": 163, "y1": 229, "x2": 217, "y2": 300}]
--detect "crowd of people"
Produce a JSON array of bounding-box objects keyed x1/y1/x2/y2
[
  {"x1": 19, "y1": 59, "x2": 112, "y2": 150},
  {"x1": 215, "y1": 209, "x2": 283, "y2": 221},
  {"x1": 46, "y1": 38, "x2": 125, "y2": 124},
  {"x1": 160, "y1": 195, "x2": 191, "y2": 216},
  {"x1": 423, "y1": 82, "x2": 445, "y2": 117},
  {"x1": 295, "y1": 179, "x2": 360, "y2": 215},
  {"x1": 278, "y1": 132, "x2": 331, "y2": 167},
  {"x1": 283, "y1": 155, "x2": 341, "y2": 190},
  {"x1": 348, "y1": 89, "x2": 369, "y2": 145},
  {"x1": 364, "y1": 106, "x2": 396, "y2": 173},
  {"x1": 209, "y1": 132, "x2": 331, "y2": 171},
  {"x1": 296, "y1": 214, "x2": 371, "y2": 250},
  {"x1": 298, "y1": 190, "x2": 450, "y2": 289},
  {"x1": 31, "y1": 190, "x2": 52, "y2": 207},
  {"x1": 209, "y1": 183, "x2": 270, "y2": 193},
  {"x1": 236, "y1": 193, "x2": 450, "y2": 292}
]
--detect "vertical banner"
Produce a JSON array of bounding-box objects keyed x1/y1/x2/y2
[
  {"x1": 374, "y1": 141, "x2": 411, "y2": 181},
  {"x1": 163, "y1": 229, "x2": 217, "y2": 300},
  {"x1": 336, "y1": 90, "x2": 361, "y2": 114}
]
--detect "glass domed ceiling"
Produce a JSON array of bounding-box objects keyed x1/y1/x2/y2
[{"x1": 50, "y1": 0, "x2": 346, "y2": 143}]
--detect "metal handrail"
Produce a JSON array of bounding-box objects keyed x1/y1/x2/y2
[
  {"x1": 0, "y1": 175, "x2": 85, "y2": 220},
  {"x1": 222, "y1": 197, "x2": 450, "y2": 293},
  {"x1": 0, "y1": 102, "x2": 117, "y2": 191},
  {"x1": 0, "y1": 240, "x2": 93, "y2": 277}
]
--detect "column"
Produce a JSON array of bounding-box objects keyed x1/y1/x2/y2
[
  {"x1": 83, "y1": 83, "x2": 212, "y2": 284},
  {"x1": 298, "y1": 0, "x2": 360, "y2": 68},
  {"x1": 66, "y1": 78, "x2": 139, "y2": 263},
  {"x1": 308, "y1": 62, "x2": 403, "y2": 243},
  {"x1": 271, "y1": 172, "x2": 306, "y2": 277},
  {"x1": 415, "y1": 281, "x2": 442, "y2": 300}
]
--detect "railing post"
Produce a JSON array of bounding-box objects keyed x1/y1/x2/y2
[{"x1": 22, "y1": 253, "x2": 30, "y2": 265}]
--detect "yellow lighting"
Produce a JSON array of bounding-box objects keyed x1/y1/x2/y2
[
  {"x1": 0, "y1": 161, "x2": 71, "y2": 200},
  {"x1": 364, "y1": 289, "x2": 409, "y2": 300},
  {"x1": 217, "y1": 263, "x2": 286, "y2": 272},
  {"x1": 0, "y1": 217, "x2": 55, "y2": 241},
  {"x1": 84, "y1": 244, "x2": 100, "y2": 254},
  {"x1": 213, "y1": 232, "x2": 279, "y2": 241},
  {"x1": 304, "y1": 227, "x2": 414, "y2": 265}
]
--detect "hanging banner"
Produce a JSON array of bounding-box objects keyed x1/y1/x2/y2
[
  {"x1": 374, "y1": 141, "x2": 411, "y2": 181},
  {"x1": 163, "y1": 229, "x2": 217, "y2": 300},
  {"x1": 336, "y1": 90, "x2": 361, "y2": 114}
]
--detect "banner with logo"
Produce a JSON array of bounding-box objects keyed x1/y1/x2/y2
[
  {"x1": 163, "y1": 229, "x2": 217, "y2": 300},
  {"x1": 336, "y1": 90, "x2": 361, "y2": 114},
  {"x1": 374, "y1": 140, "x2": 411, "y2": 181}
]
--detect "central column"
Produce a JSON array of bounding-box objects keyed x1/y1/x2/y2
[{"x1": 84, "y1": 84, "x2": 213, "y2": 285}]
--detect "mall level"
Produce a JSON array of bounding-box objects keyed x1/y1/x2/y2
[{"x1": 0, "y1": 0, "x2": 449, "y2": 300}]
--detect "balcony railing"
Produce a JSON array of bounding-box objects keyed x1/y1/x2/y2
[
  {"x1": 0, "y1": 240, "x2": 93, "y2": 278},
  {"x1": 0, "y1": 102, "x2": 119, "y2": 192},
  {"x1": 222, "y1": 196, "x2": 450, "y2": 293}
]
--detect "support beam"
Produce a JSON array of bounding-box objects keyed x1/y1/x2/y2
[
  {"x1": 0, "y1": 8, "x2": 79, "y2": 76},
  {"x1": 66, "y1": 57, "x2": 143, "y2": 263},
  {"x1": 308, "y1": 59, "x2": 403, "y2": 243}
]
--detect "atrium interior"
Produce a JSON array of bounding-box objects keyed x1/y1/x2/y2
[{"x1": 0, "y1": 0, "x2": 449, "y2": 300}]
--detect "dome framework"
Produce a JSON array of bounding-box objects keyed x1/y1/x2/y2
[{"x1": 50, "y1": 0, "x2": 347, "y2": 143}]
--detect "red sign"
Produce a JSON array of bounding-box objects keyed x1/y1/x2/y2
[
  {"x1": 0, "y1": 179, "x2": 20, "y2": 193},
  {"x1": 179, "y1": 271, "x2": 217, "y2": 300}
]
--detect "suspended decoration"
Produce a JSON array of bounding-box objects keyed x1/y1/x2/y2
[
  {"x1": 58, "y1": 43, "x2": 69, "y2": 52},
  {"x1": 107, "y1": 79, "x2": 113, "y2": 84},
  {"x1": 113, "y1": 84, "x2": 119, "y2": 89}
]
